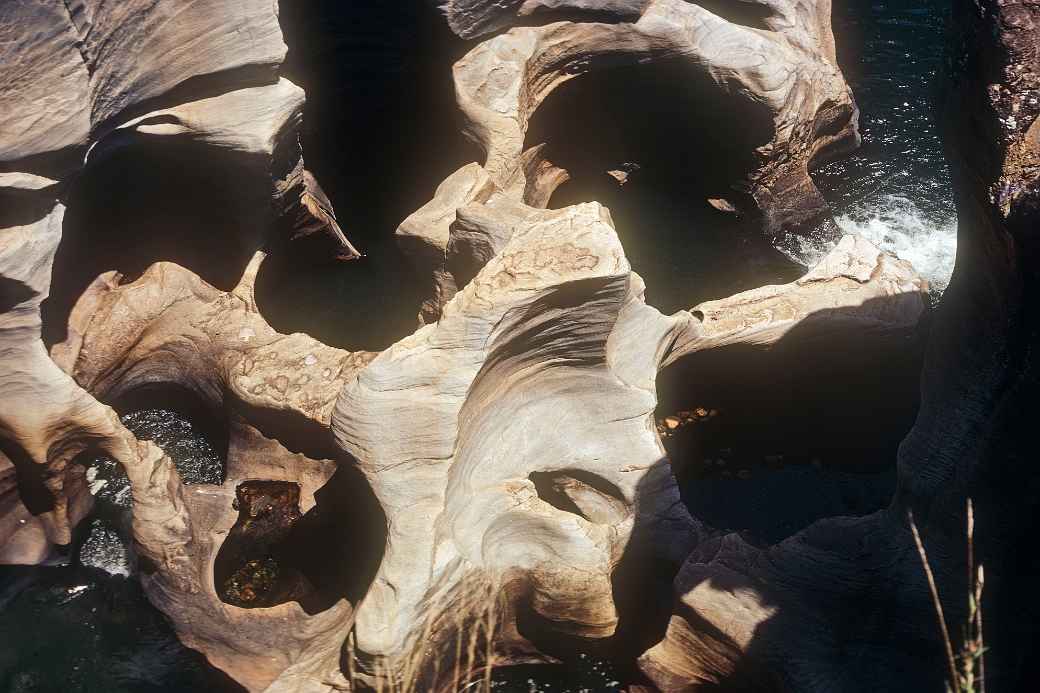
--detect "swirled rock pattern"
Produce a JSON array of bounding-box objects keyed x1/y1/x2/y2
[
  {"x1": 0, "y1": 0, "x2": 355, "y2": 565},
  {"x1": 335, "y1": 168, "x2": 925, "y2": 688},
  {"x1": 638, "y1": 1, "x2": 1040, "y2": 690},
  {"x1": 445, "y1": 0, "x2": 860, "y2": 239},
  {"x1": 2, "y1": 1, "x2": 989, "y2": 692}
]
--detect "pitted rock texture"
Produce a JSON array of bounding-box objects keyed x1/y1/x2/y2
[
  {"x1": 0, "y1": 0, "x2": 354, "y2": 566},
  {"x1": 336, "y1": 146, "x2": 925, "y2": 688}
]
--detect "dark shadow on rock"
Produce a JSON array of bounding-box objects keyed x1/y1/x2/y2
[
  {"x1": 659, "y1": 294, "x2": 930, "y2": 545},
  {"x1": 609, "y1": 292, "x2": 954, "y2": 690},
  {"x1": 527, "y1": 57, "x2": 803, "y2": 314},
  {"x1": 0, "y1": 439, "x2": 54, "y2": 516},
  {"x1": 43, "y1": 140, "x2": 269, "y2": 347},
  {"x1": 214, "y1": 464, "x2": 386, "y2": 616},
  {"x1": 266, "y1": 0, "x2": 480, "y2": 351}
]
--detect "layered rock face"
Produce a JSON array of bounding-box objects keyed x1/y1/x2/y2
[
  {"x1": 0, "y1": 1, "x2": 354, "y2": 564},
  {"x1": 2, "y1": 1, "x2": 995, "y2": 692},
  {"x1": 440, "y1": 0, "x2": 860, "y2": 239},
  {"x1": 638, "y1": 1, "x2": 1040, "y2": 691}
]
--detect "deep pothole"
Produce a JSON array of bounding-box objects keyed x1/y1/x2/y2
[
  {"x1": 72, "y1": 387, "x2": 228, "y2": 576},
  {"x1": 526, "y1": 57, "x2": 804, "y2": 314},
  {"x1": 215, "y1": 480, "x2": 309, "y2": 609},
  {"x1": 656, "y1": 320, "x2": 926, "y2": 545},
  {"x1": 214, "y1": 467, "x2": 386, "y2": 614}
]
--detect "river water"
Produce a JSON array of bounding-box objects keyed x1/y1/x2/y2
[
  {"x1": 0, "y1": 2, "x2": 954, "y2": 691},
  {"x1": 811, "y1": 0, "x2": 956, "y2": 293}
]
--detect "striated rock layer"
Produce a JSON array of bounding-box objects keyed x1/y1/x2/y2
[
  {"x1": 638, "y1": 1, "x2": 1040, "y2": 690},
  {"x1": 0, "y1": 1, "x2": 975, "y2": 692},
  {"x1": 0, "y1": 0, "x2": 355, "y2": 565},
  {"x1": 440, "y1": 0, "x2": 860, "y2": 240}
]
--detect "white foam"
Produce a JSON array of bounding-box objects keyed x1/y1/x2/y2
[
  {"x1": 781, "y1": 194, "x2": 957, "y2": 294},
  {"x1": 79, "y1": 519, "x2": 131, "y2": 577},
  {"x1": 835, "y1": 195, "x2": 957, "y2": 292}
]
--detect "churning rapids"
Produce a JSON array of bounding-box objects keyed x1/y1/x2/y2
[
  {"x1": 0, "y1": 1, "x2": 956, "y2": 691},
  {"x1": 805, "y1": 0, "x2": 956, "y2": 295}
]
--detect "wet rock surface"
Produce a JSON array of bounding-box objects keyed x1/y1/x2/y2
[{"x1": 217, "y1": 481, "x2": 307, "y2": 609}]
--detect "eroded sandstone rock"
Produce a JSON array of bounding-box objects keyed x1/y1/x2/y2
[
  {"x1": 444, "y1": 0, "x2": 860, "y2": 238},
  {"x1": 1, "y1": 2, "x2": 950, "y2": 692},
  {"x1": 0, "y1": 0, "x2": 355, "y2": 565},
  {"x1": 340, "y1": 149, "x2": 926, "y2": 687},
  {"x1": 637, "y1": 1, "x2": 1040, "y2": 690}
]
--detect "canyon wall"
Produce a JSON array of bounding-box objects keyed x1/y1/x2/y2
[{"x1": 6, "y1": 0, "x2": 1031, "y2": 691}]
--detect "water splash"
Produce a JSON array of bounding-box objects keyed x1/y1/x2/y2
[
  {"x1": 780, "y1": 194, "x2": 956, "y2": 296},
  {"x1": 77, "y1": 408, "x2": 225, "y2": 575},
  {"x1": 79, "y1": 519, "x2": 131, "y2": 577},
  {"x1": 835, "y1": 195, "x2": 957, "y2": 292}
]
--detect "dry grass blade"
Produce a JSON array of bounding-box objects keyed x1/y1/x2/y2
[
  {"x1": 343, "y1": 574, "x2": 500, "y2": 692},
  {"x1": 909, "y1": 500, "x2": 987, "y2": 693},
  {"x1": 908, "y1": 508, "x2": 959, "y2": 689}
]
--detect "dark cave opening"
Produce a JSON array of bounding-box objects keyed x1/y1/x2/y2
[
  {"x1": 656, "y1": 298, "x2": 928, "y2": 545},
  {"x1": 214, "y1": 466, "x2": 386, "y2": 614},
  {"x1": 43, "y1": 140, "x2": 270, "y2": 348},
  {"x1": 258, "y1": 0, "x2": 480, "y2": 351},
  {"x1": 526, "y1": 57, "x2": 805, "y2": 314}
]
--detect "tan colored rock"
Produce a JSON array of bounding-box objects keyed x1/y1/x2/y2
[
  {"x1": 449, "y1": 0, "x2": 859, "y2": 236},
  {"x1": 54, "y1": 254, "x2": 377, "y2": 691},
  {"x1": 0, "y1": 1, "x2": 90, "y2": 174},
  {"x1": 665, "y1": 234, "x2": 928, "y2": 364},
  {"x1": 338, "y1": 146, "x2": 925, "y2": 687},
  {"x1": 336, "y1": 199, "x2": 707, "y2": 689},
  {"x1": 1, "y1": 0, "x2": 355, "y2": 563},
  {"x1": 639, "y1": 3, "x2": 1040, "y2": 690},
  {"x1": 1, "y1": 2, "x2": 959, "y2": 692}
]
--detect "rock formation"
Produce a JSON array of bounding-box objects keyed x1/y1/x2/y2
[
  {"x1": 637, "y1": 1, "x2": 1040, "y2": 690},
  {"x1": 0, "y1": 0, "x2": 354, "y2": 564},
  {"x1": 442, "y1": 0, "x2": 860, "y2": 239},
  {"x1": 50, "y1": 181, "x2": 923, "y2": 691},
  {"x1": 12, "y1": 0, "x2": 1033, "y2": 692}
]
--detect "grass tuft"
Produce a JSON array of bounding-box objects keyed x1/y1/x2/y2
[{"x1": 908, "y1": 498, "x2": 986, "y2": 693}]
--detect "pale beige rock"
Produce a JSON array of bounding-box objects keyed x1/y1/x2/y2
[
  {"x1": 0, "y1": 1, "x2": 90, "y2": 172},
  {"x1": 336, "y1": 152, "x2": 925, "y2": 687},
  {"x1": 70, "y1": 0, "x2": 286, "y2": 130},
  {"x1": 0, "y1": 196, "x2": 195, "y2": 577},
  {"x1": 0, "y1": 0, "x2": 354, "y2": 582},
  {"x1": 55, "y1": 254, "x2": 376, "y2": 691},
  {"x1": 450, "y1": 0, "x2": 859, "y2": 235},
  {"x1": 638, "y1": 4, "x2": 1040, "y2": 689},
  {"x1": 665, "y1": 234, "x2": 928, "y2": 363},
  {"x1": 0, "y1": 2, "x2": 953, "y2": 692},
  {"x1": 336, "y1": 199, "x2": 707, "y2": 688}
]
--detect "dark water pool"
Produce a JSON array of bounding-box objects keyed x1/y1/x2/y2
[
  {"x1": 805, "y1": 0, "x2": 956, "y2": 294},
  {"x1": 1, "y1": 407, "x2": 232, "y2": 692}
]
